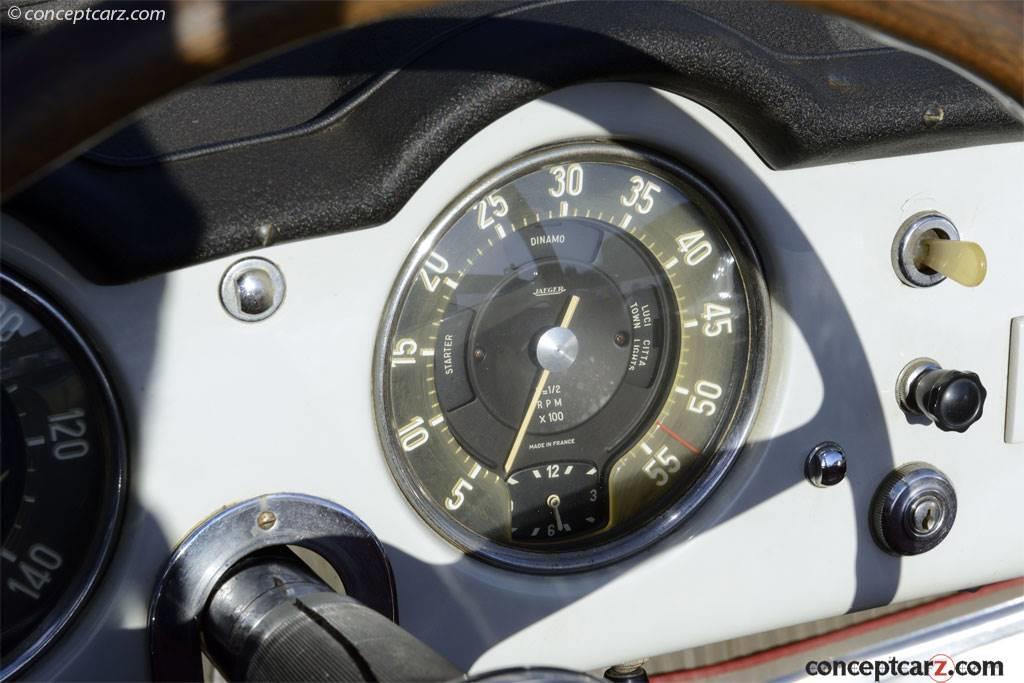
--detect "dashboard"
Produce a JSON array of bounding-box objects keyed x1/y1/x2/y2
[{"x1": 1, "y1": 2, "x2": 1023, "y2": 680}]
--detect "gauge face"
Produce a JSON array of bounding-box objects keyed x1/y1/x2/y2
[
  {"x1": 0, "y1": 272, "x2": 126, "y2": 676},
  {"x1": 375, "y1": 143, "x2": 768, "y2": 572}
]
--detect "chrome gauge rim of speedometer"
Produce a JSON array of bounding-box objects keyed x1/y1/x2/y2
[
  {"x1": 375, "y1": 142, "x2": 769, "y2": 573},
  {"x1": 0, "y1": 270, "x2": 127, "y2": 677}
]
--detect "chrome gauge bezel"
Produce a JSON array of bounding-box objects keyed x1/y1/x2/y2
[
  {"x1": 373, "y1": 141, "x2": 770, "y2": 573},
  {"x1": 0, "y1": 269, "x2": 128, "y2": 678}
]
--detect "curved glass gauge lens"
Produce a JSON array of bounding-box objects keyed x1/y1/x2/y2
[
  {"x1": 0, "y1": 272, "x2": 126, "y2": 676},
  {"x1": 375, "y1": 143, "x2": 768, "y2": 572}
]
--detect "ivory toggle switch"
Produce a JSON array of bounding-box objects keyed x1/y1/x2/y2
[{"x1": 917, "y1": 238, "x2": 987, "y2": 287}]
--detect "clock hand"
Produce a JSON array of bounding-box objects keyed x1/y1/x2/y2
[{"x1": 547, "y1": 494, "x2": 564, "y2": 532}]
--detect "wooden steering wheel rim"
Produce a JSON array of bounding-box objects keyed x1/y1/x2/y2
[{"x1": 808, "y1": 0, "x2": 1023, "y2": 110}]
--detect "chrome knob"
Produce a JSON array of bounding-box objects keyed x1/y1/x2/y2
[
  {"x1": 236, "y1": 269, "x2": 274, "y2": 316},
  {"x1": 805, "y1": 442, "x2": 847, "y2": 488},
  {"x1": 219, "y1": 257, "x2": 286, "y2": 322}
]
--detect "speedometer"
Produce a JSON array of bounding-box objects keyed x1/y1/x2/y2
[
  {"x1": 0, "y1": 271, "x2": 127, "y2": 676},
  {"x1": 375, "y1": 142, "x2": 768, "y2": 572}
]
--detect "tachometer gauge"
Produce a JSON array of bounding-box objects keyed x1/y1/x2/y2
[
  {"x1": 375, "y1": 142, "x2": 768, "y2": 572},
  {"x1": 0, "y1": 271, "x2": 127, "y2": 676}
]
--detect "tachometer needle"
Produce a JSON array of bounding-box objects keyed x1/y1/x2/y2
[{"x1": 503, "y1": 294, "x2": 581, "y2": 474}]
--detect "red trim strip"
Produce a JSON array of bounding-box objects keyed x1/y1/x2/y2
[{"x1": 652, "y1": 577, "x2": 1024, "y2": 682}]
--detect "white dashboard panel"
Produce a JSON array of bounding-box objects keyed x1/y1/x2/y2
[{"x1": 3, "y1": 83, "x2": 1022, "y2": 678}]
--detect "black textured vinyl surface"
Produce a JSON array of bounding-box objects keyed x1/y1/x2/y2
[
  {"x1": 4, "y1": 0, "x2": 1020, "y2": 283},
  {"x1": 244, "y1": 593, "x2": 462, "y2": 683}
]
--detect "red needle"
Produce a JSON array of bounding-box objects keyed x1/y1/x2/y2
[{"x1": 657, "y1": 422, "x2": 700, "y2": 455}]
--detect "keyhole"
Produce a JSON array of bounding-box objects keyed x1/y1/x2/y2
[
  {"x1": 921, "y1": 507, "x2": 935, "y2": 531},
  {"x1": 911, "y1": 498, "x2": 943, "y2": 535}
]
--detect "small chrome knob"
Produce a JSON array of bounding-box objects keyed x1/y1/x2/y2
[
  {"x1": 219, "y1": 257, "x2": 286, "y2": 322},
  {"x1": 871, "y1": 463, "x2": 956, "y2": 555},
  {"x1": 805, "y1": 442, "x2": 847, "y2": 488},
  {"x1": 236, "y1": 269, "x2": 274, "y2": 316}
]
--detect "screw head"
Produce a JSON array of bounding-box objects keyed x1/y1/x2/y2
[
  {"x1": 220, "y1": 257, "x2": 285, "y2": 322},
  {"x1": 256, "y1": 511, "x2": 277, "y2": 530},
  {"x1": 923, "y1": 104, "x2": 944, "y2": 127}
]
